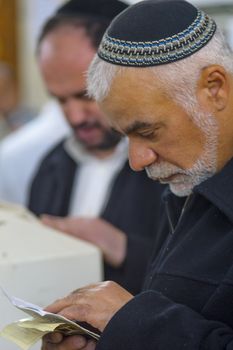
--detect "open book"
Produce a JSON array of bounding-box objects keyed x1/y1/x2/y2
[{"x1": 0, "y1": 291, "x2": 101, "y2": 350}]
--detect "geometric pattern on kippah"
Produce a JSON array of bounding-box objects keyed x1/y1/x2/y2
[{"x1": 98, "y1": 10, "x2": 217, "y2": 67}]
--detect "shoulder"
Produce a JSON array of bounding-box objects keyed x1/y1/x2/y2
[{"x1": 36, "y1": 139, "x2": 73, "y2": 173}]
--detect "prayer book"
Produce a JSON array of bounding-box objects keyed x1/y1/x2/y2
[{"x1": 0, "y1": 291, "x2": 100, "y2": 350}]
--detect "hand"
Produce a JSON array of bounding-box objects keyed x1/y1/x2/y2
[
  {"x1": 41, "y1": 216, "x2": 127, "y2": 267},
  {"x1": 42, "y1": 332, "x2": 96, "y2": 350},
  {"x1": 44, "y1": 281, "x2": 133, "y2": 332}
]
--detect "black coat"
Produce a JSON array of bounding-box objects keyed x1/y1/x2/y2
[
  {"x1": 28, "y1": 141, "x2": 165, "y2": 295},
  {"x1": 96, "y1": 157, "x2": 233, "y2": 350}
]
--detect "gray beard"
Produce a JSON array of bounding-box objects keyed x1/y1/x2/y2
[{"x1": 146, "y1": 113, "x2": 218, "y2": 197}]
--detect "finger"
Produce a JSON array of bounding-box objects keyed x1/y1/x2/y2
[
  {"x1": 42, "y1": 335, "x2": 87, "y2": 350},
  {"x1": 44, "y1": 298, "x2": 68, "y2": 313},
  {"x1": 44, "y1": 293, "x2": 84, "y2": 314},
  {"x1": 47, "y1": 217, "x2": 74, "y2": 235},
  {"x1": 85, "y1": 340, "x2": 97, "y2": 350},
  {"x1": 41, "y1": 333, "x2": 63, "y2": 350},
  {"x1": 61, "y1": 335, "x2": 88, "y2": 350},
  {"x1": 41, "y1": 215, "x2": 63, "y2": 228},
  {"x1": 44, "y1": 283, "x2": 102, "y2": 313},
  {"x1": 58, "y1": 304, "x2": 91, "y2": 322},
  {"x1": 43, "y1": 332, "x2": 63, "y2": 344},
  {"x1": 71, "y1": 283, "x2": 102, "y2": 294}
]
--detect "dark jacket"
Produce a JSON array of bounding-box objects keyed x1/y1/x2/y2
[
  {"x1": 96, "y1": 157, "x2": 233, "y2": 350},
  {"x1": 28, "y1": 141, "x2": 165, "y2": 295}
]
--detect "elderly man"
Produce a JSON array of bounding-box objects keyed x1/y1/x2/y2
[{"x1": 42, "y1": 0, "x2": 233, "y2": 349}]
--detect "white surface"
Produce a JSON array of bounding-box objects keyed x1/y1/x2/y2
[{"x1": 0, "y1": 203, "x2": 102, "y2": 350}]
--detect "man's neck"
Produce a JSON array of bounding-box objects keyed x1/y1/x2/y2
[
  {"x1": 64, "y1": 135, "x2": 127, "y2": 164},
  {"x1": 88, "y1": 148, "x2": 116, "y2": 160}
]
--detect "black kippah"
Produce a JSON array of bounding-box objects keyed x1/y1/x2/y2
[
  {"x1": 56, "y1": 0, "x2": 128, "y2": 20},
  {"x1": 98, "y1": 0, "x2": 217, "y2": 67}
]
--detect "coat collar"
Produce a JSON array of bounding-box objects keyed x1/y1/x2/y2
[
  {"x1": 193, "y1": 157, "x2": 233, "y2": 223},
  {"x1": 161, "y1": 157, "x2": 233, "y2": 224}
]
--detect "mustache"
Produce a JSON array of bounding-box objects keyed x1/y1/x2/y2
[
  {"x1": 146, "y1": 162, "x2": 183, "y2": 180},
  {"x1": 71, "y1": 121, "x2": 102, "y2": 131}
]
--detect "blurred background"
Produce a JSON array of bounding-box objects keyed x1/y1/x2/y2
[{"x1": 0, "y1": 0, "x2": 232, "y2": 123}]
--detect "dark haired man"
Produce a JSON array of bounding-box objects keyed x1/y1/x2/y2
[{"x1": 29, "y1": 0, "x2": 164, "y2": 295}]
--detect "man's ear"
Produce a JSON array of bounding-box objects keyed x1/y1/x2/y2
[{"x1": 196, "y1": 65, "x2": 230, "y2": 112}]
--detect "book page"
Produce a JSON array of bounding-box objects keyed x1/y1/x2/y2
[{"x1": 0, "y1": 290, "x2": 100, "y2": 350}]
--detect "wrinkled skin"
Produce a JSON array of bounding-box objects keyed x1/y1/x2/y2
[
  {"x1": 42, "y1": 333, "x2": 95, "y2": 350},
  {"x1": 42, "y1": 281, "x2": 133, "y2": 350}
]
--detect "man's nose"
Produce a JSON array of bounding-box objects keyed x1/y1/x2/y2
[
  {"x1": 128, "y1": 138, "x2": 157, "y2": 171},
  {"x1": 63, "y1": 98, "x2": 89, "y2": 124}
]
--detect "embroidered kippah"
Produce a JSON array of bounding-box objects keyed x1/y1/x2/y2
[
  {"x1": 56, "y1": 0, "x2": 128, "y2": 20},
  {"x1": 98, "y1": 0, "x2": 217, "y2": 67}
]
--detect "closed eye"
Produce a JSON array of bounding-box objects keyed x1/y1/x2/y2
[
  {"x1": 138, "y1": 130, "x2": 156, "y2": 138},
  {"x1": 137, "y1": 127, "x2": 161, "y2": 140}
]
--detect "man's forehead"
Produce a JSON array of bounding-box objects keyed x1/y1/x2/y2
[
  {"x1": 101, "y1": 70, "x2": 168, "y2": 117},
  {"x1": 102, "y1": 69, "x2": 151, "y2": 109},
  {"x1": 39, "y1": 27, "x2": 96, "y2": 64}
]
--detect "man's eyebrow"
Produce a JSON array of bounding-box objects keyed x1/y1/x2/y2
[
  {"x1": 48, "y1": 90, "x2": 89, "y2": 100},
  {"x1": 73, "y1": 90, "x2": 89, "y2": 99},
  {"x1": 123, "y1": 121, "x2": 159, "y2": 135}
]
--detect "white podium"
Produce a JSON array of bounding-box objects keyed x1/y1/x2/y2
[{"x1": 0, "y1": 203, "x2": 102, "y2": 350}]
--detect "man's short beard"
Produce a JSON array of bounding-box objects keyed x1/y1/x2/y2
[
  {"x1": 87, "y1": 129, "x2": 122, "y2": 151},
  {"x1": 73, "y1": 121, "x2": 122, "y2": 151},
  {"x1": 146, "y1": 110, "x2": 219, "y2": 197}
]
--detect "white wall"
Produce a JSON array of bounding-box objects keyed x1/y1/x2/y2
[{"x1": 18, "y1": 0, "x2": 66, "y2": 110}]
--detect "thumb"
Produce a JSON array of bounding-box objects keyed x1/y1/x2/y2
[{"x1": 41, "y1": 215, "x2": 67, "y2": 232}]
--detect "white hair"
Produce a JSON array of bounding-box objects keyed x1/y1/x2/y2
[{"x1": 87, "y1": 28, "x2": 233, "y2": 121}]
